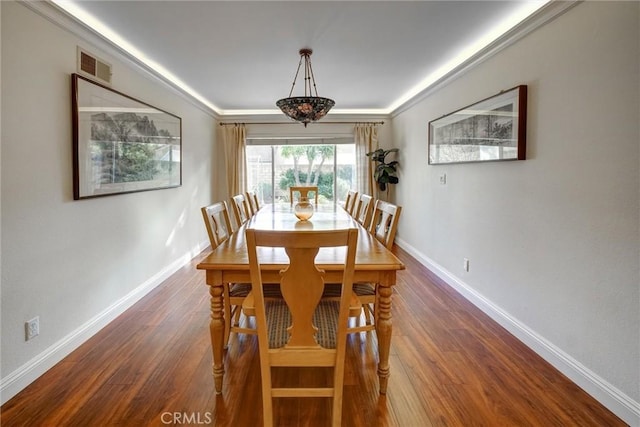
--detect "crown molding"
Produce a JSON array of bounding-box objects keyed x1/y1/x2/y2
[
  {"x1": 218, "y1": 111, "x2": 390, "y2": 124},
  {"x1": 21, "y1": 0, "x2": 578, "y2": 121},
  {"x1": 390, "y1": 0, "x2": 581, "y2": 117},
  {"x1": 20, "y1": 0, "x2": 220, "y2": 119},
  {"x1": 219, "y1": 108, "x2": 391, "y2": 117}
]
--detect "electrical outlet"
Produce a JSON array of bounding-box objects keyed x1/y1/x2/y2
[
  {"x1": 463, "y1": 258, "x2": 470, "y2": 272},
  {"x1": 25, "y1": 317, "x2": 39, "y2": 341}
]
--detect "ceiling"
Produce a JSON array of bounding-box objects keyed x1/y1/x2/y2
[{"x1": 54, "y1": 1, "x2": 548, "y2": 116}]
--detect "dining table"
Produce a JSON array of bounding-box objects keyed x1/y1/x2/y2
[{"x1": 196, "y1": 203, "x2": 405, "y2": 395}]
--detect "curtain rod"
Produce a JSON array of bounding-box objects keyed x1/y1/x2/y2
[{"x1": 219, "y1": 121, "x2": 384, "y2": 126}]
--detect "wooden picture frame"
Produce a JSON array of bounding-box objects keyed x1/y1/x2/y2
[
  {"x1": 428, "y1": 85, "x2": 527, "y2": 165},
  {"x1": 72, "y1": 73, "x2": 182, "y2": 199}
]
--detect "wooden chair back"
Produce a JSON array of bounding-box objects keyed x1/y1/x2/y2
[
  {"x1": 200, "y1": 201, "x2": 234, "y2": 249},
  {"x1": 369, "y1": 200, "x2": 402, "y2": 250},
  {"x1": 344, "y1": 190, "x2": 358, "y2": 215},
  {"x1": 231, "y1": 194, "x2": 251, "y2": 227},
  {"x1": 202, "y1": 201, "x2": 255, "y2": 346},
  {"x1": 350, "y1": 201, "x2": 401, "y2": 332},
  {"x1": 246, "y1": 190, "x2": 260, "y2": 215},
  {"x1": 245, "y1": 228, "x2": 358, "y2": 427},
  {"x1": 289, "y1": 186, "x2": 319, "y2": 206},
  {"x1": 353, "y1": 194, "x2": 374, "y2": 229}
]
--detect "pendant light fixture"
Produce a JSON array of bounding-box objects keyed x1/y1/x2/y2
[{"x1": 276, "y1": 48, "x2": 335, "y2": 127}]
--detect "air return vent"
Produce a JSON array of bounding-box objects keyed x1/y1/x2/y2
[{"x1": 77, "y1": 47, "x2": 112, "y2": 85}]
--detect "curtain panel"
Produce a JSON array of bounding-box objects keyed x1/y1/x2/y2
[
  {"x1": 223, "y1": 124, "x2": 247, "y2": 197},
  {"x1": 354, "y1": 124, "x2": 378, "y2": 199}
]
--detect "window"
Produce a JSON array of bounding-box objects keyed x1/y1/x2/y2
[{"x1": 246, "y1": 142, "x2": 355, "y2": 205}]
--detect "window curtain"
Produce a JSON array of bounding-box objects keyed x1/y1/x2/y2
[
  {"x1": 222, "y1": 124, "x2": 247, "y2": 197},
  {"x1": 354, "y1": 123, "x2": 379, "y2": 199}
]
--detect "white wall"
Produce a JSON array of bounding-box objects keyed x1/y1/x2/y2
[
  {"x1": 1, "y1": 2, "x2": 218, "y2": 402},
  {"x1": 392, "y1": 2, "x2": 639, "y2": 424}
]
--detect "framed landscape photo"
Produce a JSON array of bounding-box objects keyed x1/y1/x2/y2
[
  {"x1": 428, "y1": 85, "x2": 527, "y2": 165},
  {"x1": 72, "y1": 73, "x2": 182, "y2": 199}
]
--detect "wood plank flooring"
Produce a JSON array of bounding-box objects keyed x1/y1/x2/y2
[{"x1": 1, "y1": 246, "x2": 626, "y2": 426}]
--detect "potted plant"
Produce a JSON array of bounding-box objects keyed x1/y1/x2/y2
[{"x1": 366, "y1": 148, "x2": 399, "y2": 192}]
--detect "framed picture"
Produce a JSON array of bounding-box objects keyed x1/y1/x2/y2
[
  {"x1": 72, "y1": 73, "x2": 182, "y2": 199},
  {"x1": 428, "y1": 85, "x2": 527, "y2": 165}
]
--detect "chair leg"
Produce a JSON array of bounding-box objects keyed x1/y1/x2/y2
[
  {"x1": 261, "y1": 361, "x2": 274, "y2": 427},
  {"x1": 223, "y1": 285, "x2": 232, "y2": 348},
  {"x1": 332, "y1": 398, "x2": 343, "y2": 427},
  {"x1": 363, "y1": 304, "x2": 373, "y2": 325},
  {"x1": 233, "y1": 304, "x2": 242, "y2": 326}
]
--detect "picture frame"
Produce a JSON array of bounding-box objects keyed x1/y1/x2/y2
[
  {"x1": 72, "y1": 73, "x2": 182, "y2": 199},
  {"x1": 428, "y1": 85, "x2": 527, "y2": 165}
]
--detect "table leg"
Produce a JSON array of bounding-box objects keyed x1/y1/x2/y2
[
  {"x1": 207, "y1": 272, "x2": 225, "y2": 394},
  {"x1": 376, "y1": 277, "x2": 394, "y2": 394}
]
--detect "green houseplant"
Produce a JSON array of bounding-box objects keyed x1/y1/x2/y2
[{"x1": 366, "y1": 148, "x2": 399, "y2": 192}]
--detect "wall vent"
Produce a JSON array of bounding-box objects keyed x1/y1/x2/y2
[{"x1": 77, "y1": 47, "x2": 112, "y2": 85}]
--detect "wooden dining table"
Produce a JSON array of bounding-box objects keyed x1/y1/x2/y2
[{"x1": 196, "y1": 203, "x2": 405, "y2": 395}]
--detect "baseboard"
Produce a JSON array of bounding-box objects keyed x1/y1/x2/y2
[
  {"x1": 396, "y1": 237, "x2": 640, "y2": 427},
  {"x1": 0, "y1": 241, "x2": 209, "y2": 406}
]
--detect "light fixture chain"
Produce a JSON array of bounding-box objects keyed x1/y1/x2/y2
[
  {"x1": 307, "y1": 55, "x2": 320, "y2": 97},
  {"x1": 288, "y1": 55, "x2": 304, "y2": 98},
  {"x1": 303, "y1": 51, "x2": 311, "y2": 97}
]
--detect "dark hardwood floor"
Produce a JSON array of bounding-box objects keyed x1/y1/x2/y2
[{"x1": 1, "y1": 246, "x2": 626, "y2": 426}]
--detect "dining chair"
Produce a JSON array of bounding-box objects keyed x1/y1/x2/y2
[
  {"x1": 352, "y1": 200, "x2": 402, "y2": 330},
  {"x1": 201, "y1": 201, "x2": 253, "y2": 347},
  {"x1": 344, "y1": 190, "x2": 358, "y2": 215},
  {"x1": 369, "y1": 200, "x2": 402, "y2": 250},
  {"x1": 245, "y1": 228, "x2": 358, "y2": 427},
  {"x1": 289, "y1": 185, "x2": 319, "y2": 206},
  {"x1": 353, "y1": 194, "x2": 374, "y2": 229},
  {"x1": 231, "y1": 193, "x2": 251, "y2": 228},
  {"x1": 246, "y1": 190, "x2": 260, "y2": 215}
]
